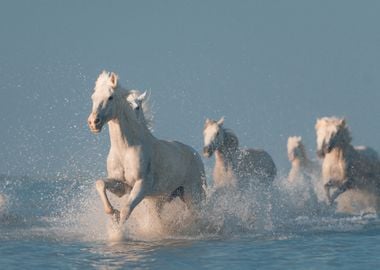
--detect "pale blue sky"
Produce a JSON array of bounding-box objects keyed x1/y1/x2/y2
[{"x1": 1, "y1": 1, "x2": 380, "y2": 177}]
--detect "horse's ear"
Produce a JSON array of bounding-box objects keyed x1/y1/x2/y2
[
  {"x1": 340, "y1": 118, "x2": 346, "y2": 127},
  {"x1": 217, "y1": 117, "x2": 224, "y2": 126},
  {"x1": 137, "y1": 91, "x2": 147, "y2": 101},
  {"x1": 110, "y1": 72, "x2": 118, "y2": 88},
  {"x1": 204, "y1": 118, "x2": 211, "y2": 128},
  {"x1": 315, "y1": 118, "x2": 321, "y2": 130}
]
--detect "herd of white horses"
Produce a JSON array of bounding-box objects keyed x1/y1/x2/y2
[{"x1": 87, "y1": 71, "x2": 380, "y2": 226}]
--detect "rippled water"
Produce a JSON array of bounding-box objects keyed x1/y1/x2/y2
[{"x1": 0, "y1": 174, "x2": 379, "y2": 269}]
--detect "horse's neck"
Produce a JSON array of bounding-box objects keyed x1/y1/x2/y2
[
  {"x1": 325, "y1": 144, "x2": 355, "y2": 165},
  {"x1": 292, "y1": 153, "x2": 310, "y2": 169},
  {"x1": 215, "y1": 151, "x2": 233, "y2": 174},
  {"x1": 213, "y1": 151, "x2": 237, "y2": 187},
  {"x1": 108, "y1": 103, "x2": 154, "y2": 150},
  {"x1": 216, "y1": 130, "x2": 240, "y2": 170},
  {"x1": 215, "y1": 145, "x2": 239, "y2": 171},
  {"x1": 291, "y1": 157, "x2": 317, "y2": 178},
  {"x1": 322, "y1": 144, "x2": 355, "y2": 183},
  {"x1": 291, "y1": 158, "x2": 303, "y2": 170}
]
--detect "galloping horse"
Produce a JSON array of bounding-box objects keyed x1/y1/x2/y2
[
  {"x1": 88, "y1": 71, "x2": 206, "y2": 224},
  {"x1": 203, "y1": 117, "x2": 277, "y2": 188},
  {"x1": 315, "y1": 117, "x2": 380, "y2": 207},
  {"x1": 287, "y1": 136, "x2": 319, "y2": 183}
]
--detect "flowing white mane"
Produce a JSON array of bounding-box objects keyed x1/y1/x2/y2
[
  {"x1": 315, "y1": 116, "x2": 380, "y2": 209},
  {"x1": 95, "y1": 71, "x2": 116, "y2": 93},
  {"x1": 287, "y1": 136, "x2": 302, "y2": 152},
  {"x1": 91, "y1": 71, "x2": 154, "y2": 132},
  {"x1": 89, "y1": 70, "x2": 206, "y2": 226},
  {"x1": 315, "y1": 116, "x2": 352, "y2": 152},
  {"x1": 287, "y1": 136, "x2": 306, "y2": 160}
]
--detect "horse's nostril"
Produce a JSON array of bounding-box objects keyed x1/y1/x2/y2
[{"x1": 94, "y1": 118, "x2": 100, "y2": 124}]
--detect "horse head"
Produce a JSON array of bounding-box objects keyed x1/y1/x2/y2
[
  {"x1": 203, "y1": 117, "x2": 225, "y2": 157},
  {"x1": 88, "y1": 71, "x2": 119, "y2": 133},
  {"x1": 315, "y1": 117, "x2": 350, "y2": 158},
  {"x1": 287, "y1": 136, "x2": 304, "y2": 161},
  {"x1": 126, "y1": 90, "x2": 154, "y2": 131},
  {"x1": 127, "y1": 90, "x2": 147, "y2": 110}
]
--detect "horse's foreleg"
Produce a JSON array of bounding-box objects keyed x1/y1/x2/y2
[
  {"x1": 324, "y1": 180, "x2": 334, "y2": 204},
  {"x1": 329, "y1": 179, "x2": 352, "y2": 204},
  {"x1": 182, "y1": 185, "x2": 203, "y2": 217},
  {"x1": 96, "y1": 179, "x2": 127, "y2": 215},
  {"x1": 119, "y1": 180, "x2": 146, "y2": 224},
  {"x1": 96, "y1": 180, "x2": 114, "y2": 215}
]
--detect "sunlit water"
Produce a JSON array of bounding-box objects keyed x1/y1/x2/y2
[{"x1": 0, "y1": 174, "x2": 379, "y2": 269}]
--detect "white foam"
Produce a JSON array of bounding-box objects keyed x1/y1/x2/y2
[{"x1": 18, "y1": 171, "x2": 379, "y2": 243}]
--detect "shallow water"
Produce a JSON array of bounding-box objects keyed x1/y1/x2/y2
[
  {"x1": 1, "y1": 230, "x2": 380, "y2": 270},
  {"x1": 0, "y1": 175, "x2": 379, "y2": 269}
]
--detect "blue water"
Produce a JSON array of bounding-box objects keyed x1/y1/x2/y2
[{"x1": 0, "y1": 175, "x2": 379, "y2": 269}]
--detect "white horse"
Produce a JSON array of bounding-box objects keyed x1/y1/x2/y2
[
  {"x1": 88, "y1": 71, "x2": 206, "y2": 224},
  {"x1": 287, "y1": 136, "x2": 320, "y2": 183},
  {"x1": 203, "y1": 117, "x2": 277, "y2": 188},
  {"x1": 315, "y1": 117, "x2": 380, "y2": 209},
  {"x1": 286, "y1": 136, "x2": 324, "y2": 207}
]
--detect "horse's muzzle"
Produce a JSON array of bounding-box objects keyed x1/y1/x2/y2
[
  {"x1": 317, "y1": 141, "x2": 332, "y2": 158},
  {"x1": 316, "y1": 149, "x2": 325, "y2": 158},
  {"x1": 326, "y1": 144, "x2": 334, "y2": 153},
  {"x1": 88, "y1": 113, "x2": 103, "y2": 133},
  {"x1": 203, "y1": 146, "x2": 214, "y2": 158}
]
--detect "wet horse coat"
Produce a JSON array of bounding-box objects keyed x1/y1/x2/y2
[
  {"x1": 315, "y1": 117, "x2": 380, "y2": 208},
  {"x1": 88, "y1": 71, "x2": 206, "y2": 224},
  {"x1": 203, "y1": 118, "x2": 277, "y2": 188},
  {"x1": 287, "y1": 136, "x2": 320, "y2": 184}
]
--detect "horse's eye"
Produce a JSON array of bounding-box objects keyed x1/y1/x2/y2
[{"x1": 108, "y1": 96, "x2": 113, "y2": 101}]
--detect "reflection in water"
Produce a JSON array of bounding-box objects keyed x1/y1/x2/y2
[{"x1": 85, "y1": 239, "x2": 195, "y2": 270}]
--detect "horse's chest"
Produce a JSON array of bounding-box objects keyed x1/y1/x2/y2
[
  {"x1": 323, "y1": 155, "x2": 346, "y2": 181},
  {"x1": 120, "y1": 147, "x2": 145, "y2": 184},
  {"x1": 214, "y1": 153, "x2": 237, "y2": 186}
]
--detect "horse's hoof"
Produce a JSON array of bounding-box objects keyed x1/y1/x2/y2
[
  {"x1": 104, "y1": 207, "x2": 114, "y2": 215},
  {"x1": 95, "y1": 180, "x2": 105, "y2": 191}
]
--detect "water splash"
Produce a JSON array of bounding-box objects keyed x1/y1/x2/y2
[{"x1": 0, "y1": 172, "x2": 379, "y2": 243}]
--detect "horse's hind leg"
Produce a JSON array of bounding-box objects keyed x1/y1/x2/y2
[
  {"x1": 182, "y1": 183, "x2": 205, "y2": 216},
  {"x1": 96, "y1": 179, "x2": 127, "y2": 215}
]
